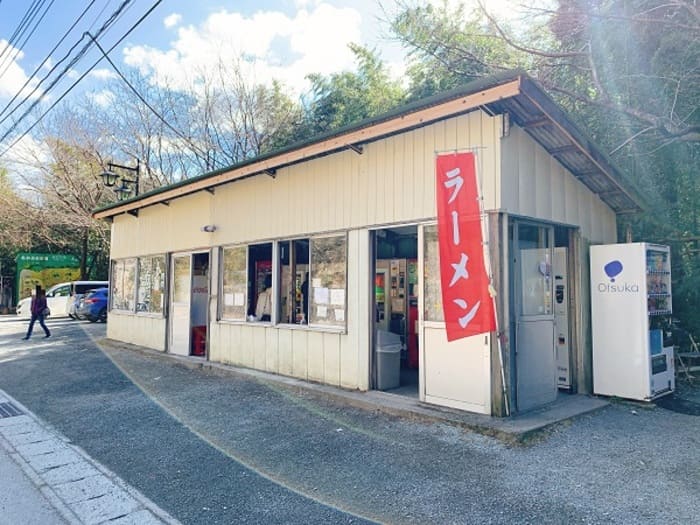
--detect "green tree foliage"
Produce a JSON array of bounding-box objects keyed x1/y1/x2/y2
[
  {"x1": 391, "y1": 0, "x2": 700, "y2": 334},
  {"x1": 391, "y1": 2, "x2": 523, "y2": 101},
  {"x1": 300, "y1": 44, "x2": 405, "y2": 136}
]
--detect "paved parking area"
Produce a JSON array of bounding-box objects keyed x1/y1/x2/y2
[
  {"x1": 1, "y1": 316, "x2": 699, "y2": 524},
  {"x1": 0, "y1": 389, "x2": 179, "y2": 524}
]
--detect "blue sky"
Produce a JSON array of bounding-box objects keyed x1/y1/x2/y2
[{"x1": 0, "y1": 0, "x2": 524, "y2": 162}]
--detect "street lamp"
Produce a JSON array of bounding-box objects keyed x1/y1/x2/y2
[{"x1": 101, "y1": 159, "x2": 140, "y2": 202}]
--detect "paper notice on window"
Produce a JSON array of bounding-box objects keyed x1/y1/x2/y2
[
  {"x1": 317, "y1": 306, "x2": 328, "y2": 318},
  {"x1": 234, "y1": 293, "x2": 245, "y2": 306},
  {"x1": 314, "y1": 287, "x2": 329, "y2": 305},
  {"x1": 312, "y1": 278, "x2": 322, "y2": 288},
  {"x1": 334, "y1": 308, "x2": 345, "y2": 321},
  {"x1": 330, "y1": 288, "x2": 345, "y2": 306},
  {"x1": 224, "y1": 293, "x2": 234, "y2": 306}
]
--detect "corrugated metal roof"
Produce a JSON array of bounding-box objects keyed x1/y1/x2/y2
[{"x1": 94, "y1": 71, "x2": 643, "y2": 219}]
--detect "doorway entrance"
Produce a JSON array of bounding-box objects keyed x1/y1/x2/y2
[
  {"x1": 371, "y1": 225, "x2": 419, "y2": 397},
  {"x1": 169, "y1": 251, "x2": 210, "y2": 357},
  {"x1": 509, "y1": 221, "x2": 574, "y2": 412}
]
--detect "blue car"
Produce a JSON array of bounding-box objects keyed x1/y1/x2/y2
[{"x1": 76, "y1": 288, "x2": 108, "y2": 323}]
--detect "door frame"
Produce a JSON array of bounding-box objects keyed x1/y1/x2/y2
[
  {"x1": 510, "y1": 220, "x2": 556, "y2": 412},
  {"x1": 167, "y1": 250, "x2": 211, "y2": 357},
  {"x1": 368, "y1": 222, "x2": 422, "y2": 392}
]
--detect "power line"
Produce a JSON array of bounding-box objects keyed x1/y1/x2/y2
[
  {"x1": 0, "y1": 0, "x2": 47, "y2": 73},
  {"x1": 0, "y1": 0, "x2": 56, "y2": 84},
  {"x1": 0, "y1": 0, "x2": 41, "y2": 64},
  {"x1": 0, "y1": 0, "x2": 164, "y2": 159},
  {"x1": 84, "y1": 33, "x2": 218, "y2": 168},
  {"x1": 0, "y1": 0, "x2": 98, "y2": 120},
  {"x1": 0, "y1": 0, "x2": 133, "y2": 140}
]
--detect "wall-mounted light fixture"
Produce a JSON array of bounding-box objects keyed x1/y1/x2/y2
[
  {"x1": 201, "y1": 225, "x2": 217, "y2": 233},
  {"x1": 101, "y1": 159, "x2": 140, "y2": 202}
]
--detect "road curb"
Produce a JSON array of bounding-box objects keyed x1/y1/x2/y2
[{"x1": 0, "y1": 389, "x2": 181, "y2": 525}]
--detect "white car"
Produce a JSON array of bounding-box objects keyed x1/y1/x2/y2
[{"x1": 16, "y1": 281, "x2": 108, "y2": 318}]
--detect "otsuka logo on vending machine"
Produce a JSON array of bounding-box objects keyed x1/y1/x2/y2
[{"x1": 598, "y1": 259, "x2": 639, "y2": 293}]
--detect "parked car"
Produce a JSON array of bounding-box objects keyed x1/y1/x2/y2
[
  {"x1": 76, "y1": 288, "x2": 109, "y2": 323},
  {"x1": 16, "y1": 281, "x2": 109, "y2": 318}
]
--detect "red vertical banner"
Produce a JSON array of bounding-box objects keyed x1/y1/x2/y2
[{"x1": 435, "y1": 152, "x2": 496, "y2": 341}]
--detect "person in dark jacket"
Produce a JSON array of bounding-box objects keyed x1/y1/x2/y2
[{"x1": 23, "y1": 286, "x2": 51, "y2": 340}]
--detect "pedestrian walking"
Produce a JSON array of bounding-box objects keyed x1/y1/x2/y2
[{"x1": 23, "y1": 286, "x2": 51, "y2": 340}]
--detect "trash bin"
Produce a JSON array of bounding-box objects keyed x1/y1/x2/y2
[{"x1": 376, "y1": 330, "x2": 401, "y2": 390}]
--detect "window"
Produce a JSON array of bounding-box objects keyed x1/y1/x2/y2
[
  {"x1": 309, "y1": 235, "x2": 346, "y2": 328},
  {"x1": 49, "y1": 285, "x2": 71, "y2": 298},
  {"x1": 111, "y1": 259, "x2": 136, "y2": 311},
  {"x1": 248, "y1": 243, "x2": 273, "y2": 322},
  {"x1": 423, "y1": 224, "x2": 444, "y2": 322},
  {"x1": 220, "y1": 243, "x2": 272, "y2": 322},
  {"x1": 278, "y1": 239, "x2": 309, "y2": 324},
  {"x1": 221, "y1": 246, "x2": 247, "y2": 321},
  {"x1": 137, "y1": 256, "x2": 166, "y2": 314},
  {"x1": 219, "y1": 234, "x2": 347, "y2": 329}
]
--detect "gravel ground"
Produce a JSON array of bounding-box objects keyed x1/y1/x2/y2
[{"x1": 1, "y1": 317, "x2": 699, "y2": 524}]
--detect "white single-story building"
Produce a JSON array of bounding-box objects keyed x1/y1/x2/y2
[{"x1": 94, "y1": 71, "x2": 641, "y2": 417}]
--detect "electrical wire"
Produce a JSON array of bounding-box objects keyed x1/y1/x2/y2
[
  {"x1": 0, "y1": 0, "x2": 48, "y2": 73},
  {"x1": 0, "y1": 0, "x2": 99, "y2": 120},
  {"x1": 0, "y1": 0, "x2": 127, "y2": 125},
  {"x1": 0, "y1": 0, "x2": 41, "y2": 63},
  {"x1": 0, "y1": 0, "x2": 133, "y2": 140},
  {"x1": 0, "y1": 0, "x2": 55, "y2": 81},
  {"x1": 86, "y1": 34, "x2": 217, "y2": 168},
  {"x1": 0, "y1": 0, "x2": 164, "y2": 159}
]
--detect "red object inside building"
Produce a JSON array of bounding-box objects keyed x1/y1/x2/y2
[
  {"x1": 191, "y1": 326, "x2": 206, "y2": 356},
  {"x1": 407, "y1": 305, "x2": 419, "y2": 368}
]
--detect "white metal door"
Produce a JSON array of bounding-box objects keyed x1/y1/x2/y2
[
  {"x1": 514, "y1": 223, "x2": 557, "y2": 412},
  {"x1": 170, "y1": 254, "x2": 191, "y2": 356},
  {"x1": 418, "y1": 224, "x2": 491, "y2": 415}
]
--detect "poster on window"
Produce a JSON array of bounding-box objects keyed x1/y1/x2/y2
[{"x1": 435, "y1": 152, "x2": 496, "y2": 341}]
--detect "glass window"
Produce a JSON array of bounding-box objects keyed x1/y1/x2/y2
[
  {"x1": 278, "y1": 239, "x2": 309, "y2": 324},
  {"x1": 137, "y1": 256, "x2": 166, "y2": 314},
  {"x1": 309, "y1": 235, "x2": 346, "y2": 328},
  {"x1": 248, "y1": 243, "x2": 273, "y2": 322},
  {"x1": 423, "y1": 224, "x2": 444, "y2": 322},
  {"x1": 221, "y1": 246, "x2": 247, "y2": 321},
  {"x1": 50, "y1": 285, "x2": 71, "y2": 298},
  {"x1": 518, "y1": 224, "x2": 553, "y2": 316},
  {"x1": 111, "y1": 258, "x2": 136, "y2": 311}
]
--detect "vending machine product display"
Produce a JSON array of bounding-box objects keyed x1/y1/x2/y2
[{"x1": 590, "y1": 243, "x2": 674, "y2": 401}]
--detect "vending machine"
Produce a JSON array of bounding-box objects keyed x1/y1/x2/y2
[
  {"x1": 590, "y1": 243, "x2": 674, "y2": 401},
  {"x1": 553, "y1": 248, "x2": 570, "y2": 390}
]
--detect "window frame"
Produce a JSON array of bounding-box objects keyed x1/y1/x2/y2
[
  {"x1": 136, "y1": 254, "x2": 167, "y2": 317},
  {"x1": 218, "y1": 244, "x2": 249, "y2": 322},
  {"x1": 216, "y1": 231, "x2": 348, "y2": 333},
  {"x1": 110, "y1": 258, "x2": 137, "y2": 312},
  {"x1": 307, "y1": 233, "x2": 348, "y2": 330}
]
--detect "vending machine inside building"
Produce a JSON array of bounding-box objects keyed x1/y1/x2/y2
[{"x1": 590, "y1": 243, "x2": 674, "y2": 401}]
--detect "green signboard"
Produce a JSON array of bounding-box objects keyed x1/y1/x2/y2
[{"x1": 15, "y1": 253, "x2": 81, "y2": 302}]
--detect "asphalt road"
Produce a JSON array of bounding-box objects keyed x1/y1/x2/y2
[{"x1": 1, "y1": 316, "x2": 699, "y2": 524}]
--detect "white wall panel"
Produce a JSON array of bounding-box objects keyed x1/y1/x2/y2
[
  {"x1": 291, "y1": 330, "x2": 308, "y2": 380},
  {"x1": 277, "y1": 329, "x2": 293, "y2": 376},
  {"x1": 501, "y1": 126, "x2": 616, "y2": 242},
  {"x1": 107, "y1": 312, "x2": 166, "y2": 351}
]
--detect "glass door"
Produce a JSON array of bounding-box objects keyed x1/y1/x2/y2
[
  {"x1": 512, "y1": 222, "x2": 557, "y2": 412},
  {"x1": 170, "y1": 254, "x2": 192, "y2": 356}
]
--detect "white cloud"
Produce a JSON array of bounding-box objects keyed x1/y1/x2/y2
[
  {"x1": 123, "y1": 3, "x2": 363, "y2": 94},
  {"x1": 88, "y1": 89, "x2": 115, "y2": 108},
  {"x1": 0, "y1": 40, "x2": 35, "y2": 101},
  {"x1": 164, "y1": 13, "x2": 182, "y2": 29},
  {"x1": 89, "y1": 68, "x2": 118, "y2": 80},
  {"x1": 3, "y1": 132, "x2": 51, "y2": 174}
]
